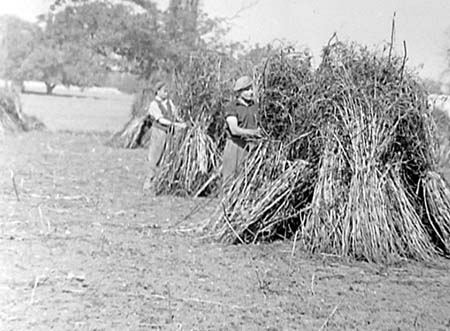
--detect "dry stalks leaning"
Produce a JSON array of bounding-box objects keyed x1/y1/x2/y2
[
  {"x1": 153, "y1": 51, "x2": 232, "y2": 196},
  {"x1": 209, "y1": 140, "x2": 315, "y2": 243},
  {"x1": 0, "y1": 87, "x2": 45, "y2": 134},
  {"x1": 430, "y1": 107, "x2": 450, "y2": 173},
  {"x1": 154, "y1": 121, "x2": 221, "y2": 196},
  {"x1": 171, "y1": 50, "x2": 234, "y2": 149},
  {"x1": 256, "y1": 48, "x2": 314, "y2": 143},
  {"x1": 209, "y1": 142, "x2": 285, "y2": 241},
  {"x1": 207, "y1": 49, "x2": 317, "y2": 244},
  {"x1": 421, "y1": 171, "x2": 450, "y2": 253},
  {"x1": 107, "y1": 87, "x2": 154, "y2": 148},
  {"x1": 302, "y1": 41, "x2": 446, "y2": 262},
  {"x1": 209, "y1": 41, "x2": 450, "y2": 263}
]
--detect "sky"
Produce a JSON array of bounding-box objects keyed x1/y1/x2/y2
[{"x1": 1, "y1": 0, "x2": 450, "y2": 80}]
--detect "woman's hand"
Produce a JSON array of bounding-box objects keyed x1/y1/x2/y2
[{"x1": 252, "y1": 127, "x2": 263, "y2": 138}]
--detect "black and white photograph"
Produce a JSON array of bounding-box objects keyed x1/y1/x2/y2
[{"x1": 1, "y1": 0, "x2": 450, "y2": 330}]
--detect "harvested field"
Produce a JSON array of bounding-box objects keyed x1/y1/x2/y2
[
  {"x1": 20, "y1": 83, "x2": 133, "y2": 132},
  {"x1": 0, "y1": 87, "x2": 450, "y2": 330}
]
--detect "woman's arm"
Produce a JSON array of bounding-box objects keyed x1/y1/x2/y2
[
  {"x1": 149, "y1": 101, "x2": 186, "y2": 128},
  {"x1": 156, "y1": 117, "x2": 187, "y2": 129},
  {"x1": 226, "y1": 116, "x2": 260, "y2": 138}
]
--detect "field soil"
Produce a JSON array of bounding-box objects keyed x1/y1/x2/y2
[
  {"x1": 1, "y1": 86, "x2": 450, "y2": 330},
  {"x1": 1, "y1": 131, "x2": 450, "y2": 331}
]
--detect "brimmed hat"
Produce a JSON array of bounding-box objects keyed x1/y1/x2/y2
[
  {"x1": 154, "y1": 81, "x2": 166, "y2": 92},
  {"x1": 233, "y1": 76, "x2": 252, "y2": 92}
]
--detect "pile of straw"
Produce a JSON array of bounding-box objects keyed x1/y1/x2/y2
[
  {"x1": 154, "y1": 120, "x2": 221, "y2": 196},
  {"x1": 257, "y1": 48, "x2": 313, "y2": 144},
  {"x1": 153, "y1": 51, "x2": 231, "y2": 196},
  {"x1": 256, "y1": 48, "x2": 321, "y2": 163},
  {"x1": 429, "y1": 106, "x2": 450, "y2": 175},
  {"x1": 210, "y1": 42, "x2": 450, "y2": 262},
  {"x1": 107, "y1": 87, "x2": 154, "y2": 148},
  {"x1": 172, "y1": 51, "x2": 232, "y2": 147},
  {"x1": 0, "y1": 87, "x2": 45, "y2": 134},
  {"x1": 210, "y1": 142, "x2": 314, "y2": 242}
]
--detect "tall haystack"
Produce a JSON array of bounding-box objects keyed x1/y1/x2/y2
[
  {"x1": 209, "y1": 42, "x2": 450, "y2": 263},
  {"x1": 0, "y1": 87, "x2": 45, "y2": 134},
  {"x1": 153, "y1": 51, "x2": 232, "y2": 196},
  {"x1": 107, "y1": 51, "x2": 232, "y2": 196},
  {"x1": 209, "y1": 48, "x2": 316, "y2": 241}
]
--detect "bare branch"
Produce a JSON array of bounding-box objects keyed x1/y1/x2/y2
[{"x1": 225, "y1": 0, "x2": 260, "y2": 21}]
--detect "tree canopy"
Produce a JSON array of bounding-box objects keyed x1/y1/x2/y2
[
  {"x1": 0, "y1": 15, "x2": 41, "y2": 86},
  {"x1": 0, "y1": 0, "x2": 248, "y2": 93}
]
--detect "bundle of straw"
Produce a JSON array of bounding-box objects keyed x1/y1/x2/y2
[
  {"x1": 107, "y1": 88, "x2": 154, "y2": 148},
  {"x1": 257, "y1": 49, "x2": 313, "y2": 144},
  {"x1": 210, "y1": 41, "x2": 450, "y2": 262},
  {"x1": 430, "y1": 107, "x2": 450, "y2": 176},
  {"x1": 421, "y1": 171, "x2": 450, "y2": 253},
  {"x1": 154, "y1": 120, "x2": 221, "y2": 196},
  {"x1": 207, "y1": 49, "x2": 319, "y2": 245},
  {"x1": 301, "y1": 42, "x2": 443, "y2": 261},
  {"x1": 0, "y1": 87, "x2": 45, "y2": 134},
  {"x1": 209, "y1": 142, "x2": 286, "y2": 240},
  {"x1": 153, "y1": 51, "x2": 231, "y2": 196},
  {"x1": 172, "y1": 50, "x2": 232, "y2": 148}
]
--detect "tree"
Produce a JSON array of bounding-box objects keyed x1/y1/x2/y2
[
  {"x1": 423, "y1": 78, "x2": 443, "y2": 94},
  {"x1": 45, "y1": 0, "x2": 244, "y2": 85},
  {"x1": 46, "y1": 0, "x2": 165, "y2": 79},
  {"x1": 21, "y1": 44, "x2": 63, "y2": 94},
  {"x1": 21, "y1": 40, "x2": 106, "y2": 94},
  {"x1": 20, "y1": 4, "x2": 123, "y2": 94},
  {"x1": 166, "y1": 0, "x2": 199, "y2": 46},
  {"x1": 0, "y1": 15, "x2": 41, "y2": 89}
]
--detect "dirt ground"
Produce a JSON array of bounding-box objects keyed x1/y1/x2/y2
[{"x1": 1, "y1": 131, "x2": 450, "y2": 331}]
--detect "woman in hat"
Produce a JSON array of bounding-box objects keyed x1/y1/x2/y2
[
  {"x1": 143, "y1": 81, "x2": 187, "y2": 193},
  {"x1": 221, "y1": 75, "x2": 262, "y2": 194}
]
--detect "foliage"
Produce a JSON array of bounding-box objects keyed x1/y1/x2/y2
[
  {"x1": 21, "y1": 40, "x2": 106, "y2": 93},
  {"x1": 422, "y1": 77, "x2": 443, "y2": 94},
  {"x1": 20, "y1": 4, "x2": 131, "y2": 93},
  {"x1": 48, "y1": 0, "x2": 233, "y2": 80},
  {"x1": 0, "y1": 15, "x2": 41, "y2": 84},
  {"x1": 2, "y1": 0, "x2": 275, "y2": 92}
]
